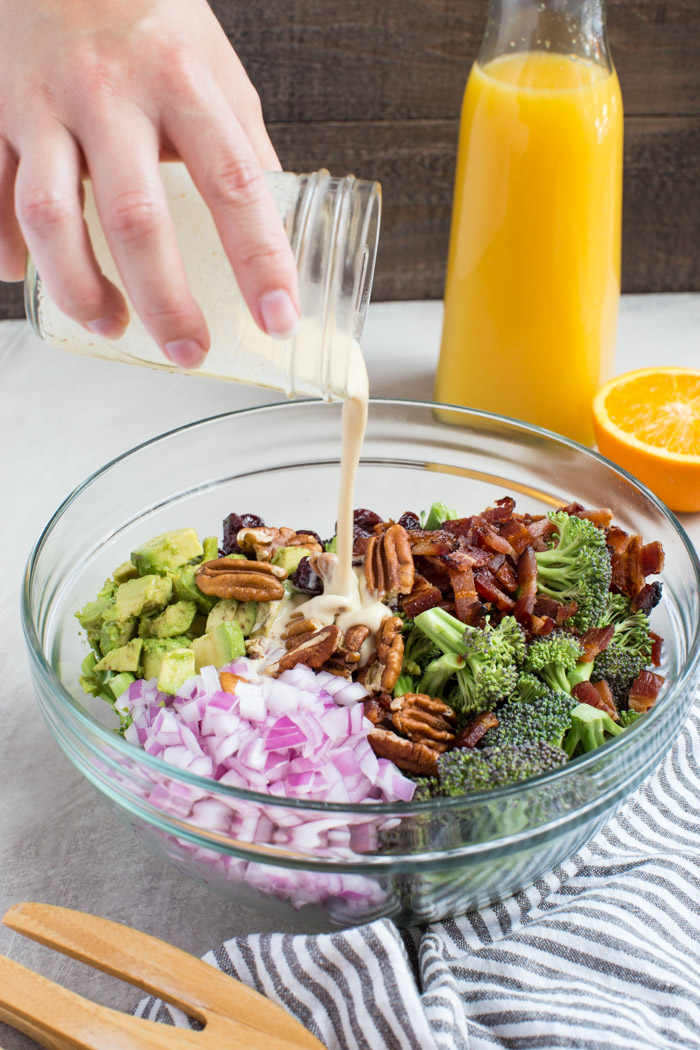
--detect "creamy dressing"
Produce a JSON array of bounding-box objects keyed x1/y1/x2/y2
[{"x1": 265, "y1": 341, "x2": 393, "y2": 659}]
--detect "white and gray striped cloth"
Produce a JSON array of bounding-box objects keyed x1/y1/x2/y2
[{"x1": 135, "y1": 687, "x2": 700, "y2": 1048}]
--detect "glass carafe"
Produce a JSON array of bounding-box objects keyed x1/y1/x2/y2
[
  {"x1": 25, "y1": 165, "x2": 381, "y2": 401},
  {"x1": 435, "y1": 0, "x2": 623, "y2": 445}
]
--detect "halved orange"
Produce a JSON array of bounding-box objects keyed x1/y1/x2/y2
[{"x1": 592, "y1": 367, "x2": 700, "y2": 513}]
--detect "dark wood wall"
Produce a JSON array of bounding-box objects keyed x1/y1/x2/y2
[{"x1": 1, "y1": 0, "x2": 697, "y2": 316}]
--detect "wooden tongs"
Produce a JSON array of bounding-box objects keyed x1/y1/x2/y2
[{"x1": 0, "y1": 902, "x2": 325, "y2": 1049}]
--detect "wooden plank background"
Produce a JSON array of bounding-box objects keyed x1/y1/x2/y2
[{"x1": 0, "y1": 0, "x2": 697, "y2": 317}]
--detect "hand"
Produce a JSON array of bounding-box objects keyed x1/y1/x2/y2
[{"x1": 0, "y1": 0, "x2": 300, "y2": 368}]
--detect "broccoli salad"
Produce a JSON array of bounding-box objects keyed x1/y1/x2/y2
[{"x1": 76, "y1": 498, "x2": 666, "y2": 805}]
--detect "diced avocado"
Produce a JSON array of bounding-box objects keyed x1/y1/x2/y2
[
  {"x1": 206, "y1": 597, "x2": 239, "y2": 632},
  {"x1": 75, "y1": 596, "x2": 114, "y2": 631},
  {"x1": 94, "y1": 638, "x2": 143, "y2": 673},
  {"x1": 141, "y1": 636, "x2": 193, "y2": 680},
  {"x1": 103, "y1": 575, "x2": 172, "y2": 622},
  {"x1": 271, "y1": 546, "x2": 313, "y2": 575},
  {"x1": 131, "y1": 528, "x2": 203, "y2": 576},
  {"x1": 189, "y1": 621, "x2": 245, "y2": 673},
  {"x1": 223, "y1": 553, "x2": 247, "y2": 561},
  {"x1": 234, "y1": 601, "x2": 259, "y2": 637},
  {"x1": 100, "y1": 618, "x2": 136, "y2": 655},
  {"x1": 79, "y1": 651, "x2": 104, "y2": 696},
  {"x1": 170, "y1": 565, "x2": 217, "y2": 613},
  {"x1": 207, "y1": 598, "x2": 259, "y2": 637},
  {"x1": 106, "y1": 671, "x2": 136, "y2": 702},
  {"x1": 112, "y1": 560, "x2": 139, "y2": 584},
  {"x1": 157, "y1": 648, "x2": 196, "y2": 695},
  {"x1": 139, "y1": 600, "x2": 197, "y2": 639},
  {"x1": 97, "y1": 578, "x2": 118, "y2": 600},
  {"x1": 202, "y1": 536, "x2": 219, "y2": 562}
]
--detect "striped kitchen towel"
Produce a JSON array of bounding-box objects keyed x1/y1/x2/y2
[{"x1": 135, "y1": 687, "x2": 700, "y2": 1049}]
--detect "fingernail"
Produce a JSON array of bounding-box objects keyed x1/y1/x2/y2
[
  {"x1": 259, "y1": 289, "x2": 299, "y2": 339},
  {"x1": 163, "y1": 339, "x2": 207, "y2": 369},
  {"x1": 85, "y1": 316, "x2": 126, "y2": 339}
]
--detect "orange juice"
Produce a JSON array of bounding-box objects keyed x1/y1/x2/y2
[{"x1": 435, "y1": 51, "x2": 623, "y2": 445}]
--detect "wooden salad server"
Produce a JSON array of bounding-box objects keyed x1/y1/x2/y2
[{"x1": 0, "y1": 902, "x2": 325, "y2": 1050}]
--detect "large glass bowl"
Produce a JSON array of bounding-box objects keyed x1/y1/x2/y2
[{"x1": 23, "y1": 400, "x2": 700, "y2": 927}]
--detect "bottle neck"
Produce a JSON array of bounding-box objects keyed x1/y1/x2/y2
[{"x1": 478, "y1": 0, "x2": 612, "y2": 72}]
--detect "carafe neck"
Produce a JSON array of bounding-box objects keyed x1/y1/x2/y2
[{"x1": 478, "y1": 0, "x2": 612, "y2": 72}]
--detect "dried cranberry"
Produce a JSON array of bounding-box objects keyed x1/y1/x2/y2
[
  {"x1": 398, "y1": 511, "x2": 420, "y2": 531},
  {"x1": 353, "y1": 508, "x2": 383, "y2": 533},
  {"x1": 291, "y1": 556, "x2": 323, "y2": 595},
  {"x1": 221, "y1": 512, "x2": 265, "y2": 554}
]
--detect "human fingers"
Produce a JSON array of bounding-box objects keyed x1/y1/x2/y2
[
  {"x1": 165, "y1": 97, "x2": 299, "y2": 339},
  {"x1": 83, "y1": 122, "x2": 210, "y2": 367},
  {"x1": 0, "y1": 140, "x2": 28, "y2": 282},
  {"x1": 13, "y1": 126, "x2": 128, "y2": 334}
]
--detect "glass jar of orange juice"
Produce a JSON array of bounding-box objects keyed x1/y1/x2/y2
[{"x1": 435, "y1": 0, "x2": 623, "y2": 445}]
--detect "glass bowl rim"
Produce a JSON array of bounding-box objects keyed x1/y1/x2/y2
[{"x1": 22, "y1": 396, "x2": 700, "y2": 817}]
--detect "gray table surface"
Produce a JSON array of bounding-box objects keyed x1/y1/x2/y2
[{"x1": 1, "y1": 294, "x2": 699, "y2": 1048}]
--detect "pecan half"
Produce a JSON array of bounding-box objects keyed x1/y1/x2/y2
[
  {"x1": 323, "y1": 624, "x2": 371, "y2": 677},
  {"x1": 237, "y1": 526, "x2": 323, "y2": 562},
  {"x1": 364, "y1": 523, "x2": 415, "y2": 602},
  {"x1": 390, "y1": 693, "x2": 456, "y2": 752},
  {"x1": 368, "y1": 726, "x2": 439, "y2": 776},
  {"x1": 282, "y1": 614, "x2": 326, "y2": 649},
  {"x1": 195, "y1": 558, "x2": 287, "y2": 601},
  {"x1": 359, "y1": 615, "x2": 404, "y2": 694},
  {"x1": 268, "y1": 624, "x2": 342, "y2": 675},
  {"x1": 219, "y1": 671, "x2": 246, "y2": 694}
]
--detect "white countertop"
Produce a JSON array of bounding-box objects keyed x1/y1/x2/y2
[{"x1": 1, "y1": 294, "x2": 699, "y2": 1048}]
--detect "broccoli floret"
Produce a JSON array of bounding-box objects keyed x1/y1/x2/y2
[
  {"x1": 618, "y1": 709, "x2": 643, "y2": 729},
  {"x1": 525, "y1": 633, "x2": 582, "y2": 694},
  {"x1": 534, "y1": 510, "x2": 612, "y2": 631},
  {"x1": 413, "y1": 609, "x2": 526, "y2": 714},
  {"x1": 594, "y1": 594, "x2": 653, "y2": 705},
  {"x1": 419, "y1": 653, "x2": 464, "y2": 698},
  {"x1": 421, "y1": 501, "x2": 459, "y2": 530},
  {"x1": 485, "y1": 673, "x2": 577, "y2": 749},
  {"x1": 563, "y1": 702, "x2": 624, "y2": 757},
  {"x1": 435, "y1": 742, "x2": 568, "y2": 796},
  {"x1": 401, "y1": 624, "x2": 441, "y2": 678}
]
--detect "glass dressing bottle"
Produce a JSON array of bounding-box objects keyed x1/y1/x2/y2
[
  {"x1": 25, "y1": 164, "x2": 381, "y2": 401},
  {"x1": 435, "y1": 0, "x2": 623, "y2": 445}
]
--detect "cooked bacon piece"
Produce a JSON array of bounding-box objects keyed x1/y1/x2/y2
[
  {"x1": 623, "y1": 535, "x2": 646, "y2": 597},
  {"x1": 590, "y1": 680, "x2": 619, "y2": 720},
  {"x1": 476, "y1": 526, "x2": 517, "y2": 559},
  {"x1": 408, "y1": 530, "x2": 458, "y2": 557},
  {"x1": 474, "y1": 569, "x2": 516, "y2": 612},
  {"x1": 453, "y1": 711, "x2": 499, "y2": 749},
  {"x1": 482, "y1": 498, "x2": 516, "y2": 523},
  {"x1": 495, "y1": 559, "x2": 519, "y2": 593},
  {"x1": 641, "y1": 541, "x2": 665, "y2": 577},
  {"x1": 497, "y1": 518, "x2": 534, "y2": 555},
  {"x1": 401, "y1": 574, "x2": 443, "y2": 618},
  {"x1": 650, "y1": 631, "x2": 664, "y2": 667},
  {"x1": 513, "y1": 592, "x2": 536, "y2": 625},
  {"x1": 517, "y1": 546, "x2": 538, "y2": 595},
  {"x1": 415, "y1": 555, "x2": 452, "y2": 593},
  {"x1": 530, "y1": 614, "x2": 555, "y2": 636},
  {"x1": 579, "y1": 625, "x2": 616, "y2": 662},
  {"x1": 442, "y1": 517, "x2": 477, "y2": 541},
  {"x1": 562, "y1": 502, "x2": 614, "y2": 529},
  {"x1": 443, "y1": 546, "x2": 492, "y2": 570},
  {"x1": 448, "y1": 566, "x2": 481, "y2": 623},
  {"x1": 631, "y1": 581, "x2": 663, "y2": 615},
  {"x1": 571, "y1": 681, "x2": 605, "y2": 708},
  {"x1": 628, "y1": 669, "x2": 665, "y2": 712},
  {"x1": 607, "y1": 525, "x2": 631, "y2": 592},
  {"x1": 533, "y1": 595, "x2": 579, "y2": 624},
  {"x1": 526, "y1": 517, "x2": 557, "y2": 539}
]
